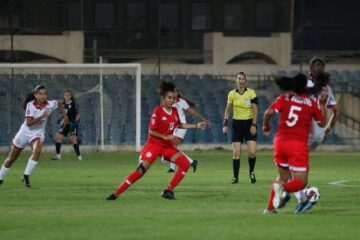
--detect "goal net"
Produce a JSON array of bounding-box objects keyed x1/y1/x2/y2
[{"x1": 0, "y1": 63, "x2": 142, "y2": 152}]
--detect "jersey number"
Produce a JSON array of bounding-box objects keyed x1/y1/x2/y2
[{"x1": 286, "y1": 106, "x2": 302, "y2": 127}]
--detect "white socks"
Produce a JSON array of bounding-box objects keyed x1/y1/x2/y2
[
  {"x1": 24, "y1": 159, "x2": 38, "y2": 176},
  {"x1": 294, "y1": 190, "x2": 308, "y2": 203},
  {"x1": 169, "y1": 162, "x2": 176, "y2": 170},
  {"x1": 0, "y1": 165, "x2": 10, "y2": 180}
]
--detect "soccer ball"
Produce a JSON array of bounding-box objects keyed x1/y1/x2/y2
[{"x1": 303, "y1": 186, "x2": 320, "y2": 204}]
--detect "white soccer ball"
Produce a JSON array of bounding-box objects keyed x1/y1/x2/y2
[{"x1": 303, "y1": 186, "x2": 320, "y2": 204}]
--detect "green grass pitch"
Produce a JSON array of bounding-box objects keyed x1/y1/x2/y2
[{"x1": 0, "y1": 151, "x2": 359, "y2": 240}]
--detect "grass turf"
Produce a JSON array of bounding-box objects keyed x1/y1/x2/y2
[{"x1": 0, "y1": 151, "x2": 359, "y2": 240}]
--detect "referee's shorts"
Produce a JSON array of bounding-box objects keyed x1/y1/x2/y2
[{"x1": 232, "y1": 119, "x2": 257, "y2": 143}]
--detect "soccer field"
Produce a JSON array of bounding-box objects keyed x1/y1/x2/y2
[{"x1": 0, "y1": 151, "x2": 359, "y2": 240}]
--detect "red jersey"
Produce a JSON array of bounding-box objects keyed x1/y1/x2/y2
[
  {"x1": 147, "y1": 105, "x2": 180, "y2": 147},
  {"x1": 271, "y1": 93, "x2": 324, "y2": 142}
]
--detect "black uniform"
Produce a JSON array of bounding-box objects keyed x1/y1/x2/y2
[{"x1": 58, "y1": 101, "x2": 79, "y2": 136}]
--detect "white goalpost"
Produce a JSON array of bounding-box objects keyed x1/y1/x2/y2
[{"x1": 0, "y1": 63, "x2": 142, "y2": 152}]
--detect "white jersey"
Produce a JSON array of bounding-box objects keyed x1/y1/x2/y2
[
  {"x1": 307, "y1": 81, "x2": 337, "y2": 144},
  {"x1": 173, "y1": 98, "x2": 190, "y2": 123},
  {"x1": 172, "y1": 98, "x2": 190, "y2": 139},
  {"x1": 13, "y1": 100, "x2": 58, "y2": 148}
]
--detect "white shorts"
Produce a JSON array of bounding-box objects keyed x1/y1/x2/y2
[
  {"x1": 173, "y1": 128, "x2": 187, "y2": 139},
  {"x1": 308, "y1": 120, "x2": 325, "y2": 145},
  {"x1": 12, "y1": 130, "x2": 45, "y2": 149}
]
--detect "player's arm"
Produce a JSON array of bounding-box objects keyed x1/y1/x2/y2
[
  {"x1": 223, "y1": 102, "x2": 232, "y2": 134},
  {"x1": 58, "y1": 101, "x2": 69, "y2": 126},
  {"x1": 186, "y1": 108, "x2": 211, "y2": 127},
  {"x1": 324, "y1": 105, "x2": 339, "y2": 134},
  {"x1": 26, "y1": 113, "x2": 49, "y2": 127},
  {"x1": 178, "y1": 122, "x2": 207, "y2": 129},
  {"x1": 250, "y1": 95, "x2": 259, "y2": 135},
  {"x1": 262, "y1": 108, "x2": 275, "y2": 136},
  {"x1": 149, "y1": 129, "x2": 175, "y2": 141}
]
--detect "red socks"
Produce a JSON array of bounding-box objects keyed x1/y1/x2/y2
[
  {"x1": 267, "y1": 182, "x2": 276, "y2": 210},
  {"x1": 114, "y1": 170, "x2": 142, "y2": 196},
  {"x1": 284, "y1": 179, "x2": 305, "y2": 192},
  {"x1": 167, "y1": 155, "x2": 191, "y2": 191}
]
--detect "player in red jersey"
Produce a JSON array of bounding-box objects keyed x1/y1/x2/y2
[
  {"x1": 106, "y1": 81, "x2": 207, "y2": 200},
  {"x1": 262, "y1": 74, "x2": 327, "y2": 214}
]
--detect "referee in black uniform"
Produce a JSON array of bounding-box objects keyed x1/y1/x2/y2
[
  {"x1": 53, "y1": 89, "x2": 82, "y2": 161},
  {"x1": 223, "y1": 72, "x2": 258, "y2": 184}
]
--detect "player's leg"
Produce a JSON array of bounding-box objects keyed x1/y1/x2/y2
[
  {"x1": 22, "y1": 138, "x2": 43, "y2": 187},
  {"x1": 70, "y1": 133, "x2": 82, "y2": 161},
  {"x1": 231, "y1": 142, "x2": 241, "y2": 184},
  {"x1": 162, "y1": 150, "x2": 191, "y2": 199},
  {"x1": 0, "y1": 145, "x2": 23, "y2": 185},
  {"x1": 53, "y1": 132, "x2": 65, "y2": 160},
  {"x1": 272, "y1": 166, "x2": 292, "y2": 209},
  {"x1": 106, "y1": 144, "x2": 159, "y2": 200},
  {"x1": 246, "y1": 140, "x2": 257, "y2": 183},
  {"x1": 291, "y1": 171, "x2": 312, "y2": 214},
  {"x1": 167, "y1": 129, "x2": 186, "y2": 172}
]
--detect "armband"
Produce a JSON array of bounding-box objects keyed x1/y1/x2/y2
[{"x1": 251, "y1": 123, "x2": 257, "y2": 128}]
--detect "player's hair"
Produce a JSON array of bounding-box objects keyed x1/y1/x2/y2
[
  {"x1": 63, "y1": 89, "x2": 77, "y2": 105},
  {"x1": 308, "y1": 71, "x2": 330, "y2": 95},
  {"x1": 176, "y1": 90, "x2": 197, "y2": 108},
  {"x1": 309, "y1": 56, "x2": 326, "y2": 75},
  {"x1": 22, "y1": 85, "x2": 47, "y2": 110},
  {"x1": 275, "y1": 73, "x2": 307, "y2": 94},
  {"x1": 158, "y1": 81, "x2": 175, "y2": 96}
]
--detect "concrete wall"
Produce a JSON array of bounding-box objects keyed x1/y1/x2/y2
[
  {"x1": 204, "y1": 32, "x2": 292, "y2": 68},
  {"x1": 0, "y1": 31, "x2": 84, "y2": 63}
]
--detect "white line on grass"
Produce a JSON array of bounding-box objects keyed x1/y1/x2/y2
[{"x1": 328, "y1": 180, "x2": 360, "y2": 187}]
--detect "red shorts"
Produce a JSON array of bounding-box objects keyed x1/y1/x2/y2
[
  {"x1": 140, "y1": 143, "x2": 179, "y2": 164},
  {"x1": 274, "y1": 137, "x2": 309, "y2": 172}
]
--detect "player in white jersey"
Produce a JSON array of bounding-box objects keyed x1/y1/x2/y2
[
  {"x1": 167, "y1": 88, "x2": 210, "y2": 172},
  {"x1": 0, "y1": 85, "x2": 68, "y2": 187}
]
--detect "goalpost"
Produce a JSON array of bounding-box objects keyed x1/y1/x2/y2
[{"x1": 0, "y1": 63, "x2": 142, "y2": 152}]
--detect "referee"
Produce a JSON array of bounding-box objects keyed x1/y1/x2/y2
[{"x1": 223, "y1": 72, "x2": 258, "y2": 184}]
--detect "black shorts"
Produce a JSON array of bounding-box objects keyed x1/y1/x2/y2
[
  {"x1": 231, "y1": 119, "x2": 257, "y2": 143},
  {"x1": 58, "y1": 124, "x2": 78, "y2": 137}
]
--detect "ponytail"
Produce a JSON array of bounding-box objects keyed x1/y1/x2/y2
[{"x1": 22, "y1": 85, "x2": 47, "y2": 110}]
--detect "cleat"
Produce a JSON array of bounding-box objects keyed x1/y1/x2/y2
[
  {"x1": 272, "y1": 182, "x2": 284, "y2": 209},
  {"x1": 278, "y1": 192, "x2": 291, "y2": 209},
  {"x1": 77, "y1": 155, "x2": 83, "y2": 161},
  {"x1": 191, "y1": 160, "x2": 198, "y2": 173},
  {"x1": 231, "y1": 178, "x2": 239, "y2": 184},
  {"x1": 167, "y1": 168, "x2": 175, "y2": 173},
  {"x1": 106, "y1": 193, "x2": 118, "y2": 201},
  {"x1": 21, "y1": 175, "x2": 31, "y2": 188},
  {"x1": 295, "y1": 200, "x2": 313, "y2": 214},
  {"x1": 263, "y1": 208, "x2": 277, "y2": 214},
  {"x1": 52, "y1": 154, "x2": 61, "y2": 160},
  {"x1": 162, "y1": 189, "x2": 175, "y2": 200},
  {"x1": 0, "y1": 179, "x2": 3, "y2": 186},
  {"x1": 249, "y1": 172, "x2": 256, "y2": 184}
]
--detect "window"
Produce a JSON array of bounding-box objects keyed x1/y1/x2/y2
[
  {"x1": 94, "y1": 2, "x2": 114, "y2": 28},
  {"x1": 224, "y1": 3, "x2": 243, "y2": 30},
  {"x1": 63, "y1": 2, "x2": 81, "y2": 29},
  {"x1": 256, "y1": 2, "x2": 274, "y2": 30},
  {"x1": 126, "y1": 2, "x2": 147, "y2": 30},
  {"x1": 159, "y1": 2, "x2": 179, "y2": 31},
  {"x1": 191, "y1": 2, "x2": 211, "y2": 30}
]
